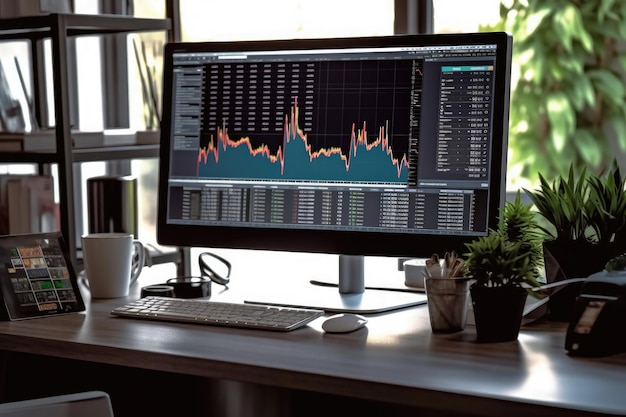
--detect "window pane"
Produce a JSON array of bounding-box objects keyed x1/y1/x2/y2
[
  {"x1": 76, "y1": 37, "x2": 103, "y2": 131},
  {"x1": 179, "y1": 0, "x2": 394, "y2": 41},
  {"x1": 0, "y1": 41, "x2": 34, "y2": 132},
  {"x1": 433, "y1": 0, "x2": 501, "y2": 33}
]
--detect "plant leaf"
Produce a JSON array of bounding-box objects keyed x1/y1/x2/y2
[{"x1": 546, "y1": 92, "x2": 575, "y2": 151}]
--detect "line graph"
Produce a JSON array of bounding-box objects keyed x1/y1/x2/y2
[{"x1": 197, "y1": 97, "x2": 410, "y2": 183}]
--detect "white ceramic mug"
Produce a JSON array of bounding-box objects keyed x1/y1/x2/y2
[
  {"x1": 82, "y1": 232, "x2": 145, "y2": 298},
  {"x1": 403, "y1": 259, "x2": 428, "y2": 288}
]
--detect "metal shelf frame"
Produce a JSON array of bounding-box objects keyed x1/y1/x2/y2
[{"x1": 0, "y1": 13, "x2": 171, "y2": 270}]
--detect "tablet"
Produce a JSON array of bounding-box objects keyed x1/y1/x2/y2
[{"x1": 0, "y1": 232, "x2": 85, "y2": 320}]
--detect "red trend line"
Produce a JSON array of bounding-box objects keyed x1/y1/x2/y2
[{"x1": 197, "y1": 97, "x2": 410, "y2": 178}]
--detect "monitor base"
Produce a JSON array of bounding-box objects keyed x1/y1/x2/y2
[{"x1": 244, "y1": 286, "x2": 426, "y2": 314}]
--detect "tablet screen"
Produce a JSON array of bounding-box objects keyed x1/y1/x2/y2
[{"x1": 0, "y1": 232, "x2": 85, "y2": 320}]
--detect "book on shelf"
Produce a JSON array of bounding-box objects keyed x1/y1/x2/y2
[
  {"x1": 0, "y1": 128, "x2": 160, "y2": 152},
  {"x1": 0, "y1": 130, "x2": 51, "y2": 152},
  {"x1": 0, "y1": 174, "x2": 25, "y2": 234},
  {"x1": 103, "y1": 128, "x2": 137, "y2": 146},
  {"x1": 135, "y1": 130, "x2": 160, "y2": 145},
  {"x1": 0, "y1": 129, "x2": 103, "y2": 152},
  {"x1": 6, "y1": 179, "x2": 29, "y2": 234},
  {"x1": 99, "y1": 129, "x2": 160, "y2": 146},
  {"x1": 2, "y1": 174, "x2": 58, "y2": 235},
  {"x1": 30, "y1": 129, "x2": 102, "y2": 152},
  {"x1": 0, "y1": 136, "x2": 23, "y2": 151},
  {"x1": 0, "y1": 0, "x2": 73, "y2": 18},
  {"x1": 103, "y1": 128, "x2": 162, "y2": 146}
]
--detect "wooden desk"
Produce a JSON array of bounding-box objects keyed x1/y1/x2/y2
[{"x1": 0, "y1": 251, "x2": 625, "y2": 416}]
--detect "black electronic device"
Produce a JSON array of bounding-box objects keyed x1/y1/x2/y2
[
  {"x1": 0, "y1": 232, "x2": 86, "y2": 320},
  {"x1": 156, "y1": 32, "x2": 513, "y2": 312},
  {"x1": 164, "y1": 276, "x2": 212, "y2": 298},
  {"x1": 565, "y1": 271, "x2": 626, "y2": 357}
]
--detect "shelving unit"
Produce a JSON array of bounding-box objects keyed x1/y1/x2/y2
[{"x1": 0, "y1": 13, "x2": 172, "y2": 271}]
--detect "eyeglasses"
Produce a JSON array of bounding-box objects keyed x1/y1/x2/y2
[{"x1": 199, "y1": 252, "x2": 231, "y2": 286}]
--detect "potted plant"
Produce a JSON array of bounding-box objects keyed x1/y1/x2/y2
[
  {"x1": 464, "y1": 192, "x2": 543, "y2": 343},
  {"x1": 524, "y1": 159, "x2": 626, "y2": 319}
]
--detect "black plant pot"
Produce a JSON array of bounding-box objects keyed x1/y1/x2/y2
[
  {"x1": 543, "y1": 241, "x2": 626, "y2": 321},
  {"x1": 470, "y1": 285, "x2": 528, "y2": 343}
]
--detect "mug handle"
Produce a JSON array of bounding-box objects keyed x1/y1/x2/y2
[{"x1": 130, "y1": 241, "x2": 145, "y2": 285}]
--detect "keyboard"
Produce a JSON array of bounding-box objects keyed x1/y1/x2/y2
[{"x1": 111, "y1": 296, "x2": 325, "y2": 332}]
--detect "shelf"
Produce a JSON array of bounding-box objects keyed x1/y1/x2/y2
[
  {"x1": 0, "y1": 13, "x2": 171, "y2": 41},
  {"x1": 73, "y1": 144, "x2": 161, "y2": 162},
  {"x1": 0, "y1": 151, "x2": 59, "y2": 164},
  {"x1": 0, "y1": 144, "x2": 160, "y2": 163},
  {"x1": 0, "y1": 13, "x2": 172, "y2": 272}
]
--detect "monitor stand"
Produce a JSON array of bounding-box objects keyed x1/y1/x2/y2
[{"x1": 244, "y1": 254, "x2": 427, "y2": 314}]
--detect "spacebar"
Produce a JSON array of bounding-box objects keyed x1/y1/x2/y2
[{"x1": 138, "y1": 310, "x2": 263, "y2": 323}]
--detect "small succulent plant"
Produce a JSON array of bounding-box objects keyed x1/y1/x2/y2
[{"x1": 464, "y1": 191, "x2": 543, "y2": 291}]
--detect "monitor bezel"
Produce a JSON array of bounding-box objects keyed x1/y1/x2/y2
[{"x1": 156, "y1": 32, "x2": 512, "y2": 259}]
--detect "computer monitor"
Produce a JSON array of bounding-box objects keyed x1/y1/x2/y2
[{"x1": 157, "y1": 32, "x2": 512, "y2": 313}]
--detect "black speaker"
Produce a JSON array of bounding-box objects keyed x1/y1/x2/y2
[{"x1": 87, "y1": 175, "x2": 138, "y2": 238}]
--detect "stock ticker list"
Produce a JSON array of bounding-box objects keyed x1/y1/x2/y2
[
  {"x1": 179, "y1": 182, "x2": 476, "y2": 233},
  {"x1": 437, "y1": 65, "x2": 493, "y2": 178}
]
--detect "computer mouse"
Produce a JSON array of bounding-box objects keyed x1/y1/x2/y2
[{"x1": 321, "y1": 313, "x2": 368, "y2": 333}]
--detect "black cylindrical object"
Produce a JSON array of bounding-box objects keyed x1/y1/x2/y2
[{"x1": 87, "y1": 175, "x2": 138, "y2": 238}]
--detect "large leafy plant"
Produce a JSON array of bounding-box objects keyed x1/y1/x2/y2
[
  {"x1": 587, "y1": 162, "x2": 626, "y2": 245},
  {"x1": 524, "y1": 160, "x2": 626, "y2": 245},
  {"x1": 484, "y1": 0, "x2": 626, "y2": 183},
  {"x1": 524, "y1": 164, "x2": 592, "y2": 243}
]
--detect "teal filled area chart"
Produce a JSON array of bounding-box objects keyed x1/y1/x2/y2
[{"x1": 197, "y1": 99, "x2": 410, "y2": 183}]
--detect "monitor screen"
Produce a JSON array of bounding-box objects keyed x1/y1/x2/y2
[{"x1": 157, "y1": 32, "x2": 512, "y2": 312}]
